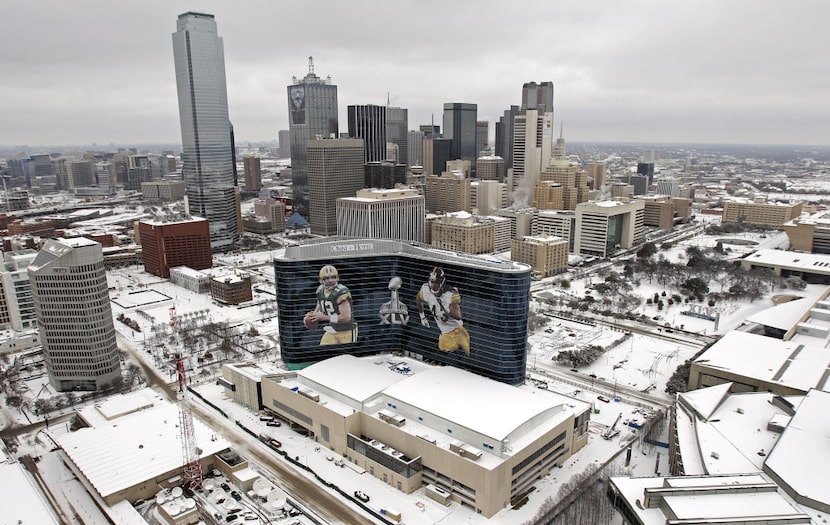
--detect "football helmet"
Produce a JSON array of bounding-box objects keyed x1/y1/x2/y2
[
  {"x1": 319, "y1": 265, "x2": 339, "y2": 287},
  {"x1": 429, "y1": 267, "x2": 445, "y2": 292}
]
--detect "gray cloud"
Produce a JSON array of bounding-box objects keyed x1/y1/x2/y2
[{"x1": 1, "y1": 0, "x2": 828, "y2": 147}]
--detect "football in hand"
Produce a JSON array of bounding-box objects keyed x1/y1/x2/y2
[{"x1": 304, "y1": 313, "x2": 319, "y2": 330}]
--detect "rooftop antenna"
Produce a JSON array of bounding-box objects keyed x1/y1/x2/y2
[
  {"x1": 387, "y1": 91, "x2": 390, "y2": 107},
  {"x1": 308, "y1": 56, "x2": 314, "y2": 75},
  {"x1": 560, "y1": 121, "x2": 564, "y2": 139}
]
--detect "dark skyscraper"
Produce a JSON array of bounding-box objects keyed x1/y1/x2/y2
[
  {"x1": 476, "y1": 120, "x2": 489, "y2": 155},
  {"x1": 386, "y1": 106, "x2": 409, "y2": 166},
  {"x1": 521, "y1": 81, "x2": 554, "y2": 112},
  {"x1": 172, "y1": 12, "x2": 239, "y2": 251},
  {"x1": 347, "y1": 104, "x2": 387, "y2": 163},
  {"x1": 496, "y1": 105, "x2": 520, "y2": 169},
  {"x1": 442, "y1": 103, "x2": 477, "y2": 167},
  {"x1": 288, "y1": 57, "x2": 338, "y2": 219}
]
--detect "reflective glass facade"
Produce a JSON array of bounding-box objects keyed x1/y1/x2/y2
[
  {"x1": 274, "y1": 240, "x2": 531, "y2": 384},
  {"x1": 173, "y1": 12, "x2": 238, "y2": 251},
  {"x1": 288, "y1": 69, "x2": 339, "y2": 219}
]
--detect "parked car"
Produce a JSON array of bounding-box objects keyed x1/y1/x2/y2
[
  {"x1": 231, "y1": 491, "x2": 242, "y2": 501},
  {"x1": 220, "y1": 482, "x2": 230, "y2": 491},
  {"x1": 266, "y1": 420, "x2": 281, "y2": 427},
  {"x1": 354, "y1": 490, "x2": 370, "y2": 502},
  {"x1": 597, "y1": 395, "x2": 611, "y2": 403}
]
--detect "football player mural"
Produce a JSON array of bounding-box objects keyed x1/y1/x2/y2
[
  {"x1": 416, "y1": 267, "x2": 470, "y2": 356},
  {"x1": 303, "y1": 265, "x2": 358, "y2": 345}
]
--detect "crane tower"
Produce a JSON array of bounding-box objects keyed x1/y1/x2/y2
[{"x1": 175, "y1": 354, "x2": 202, "y2": 489}]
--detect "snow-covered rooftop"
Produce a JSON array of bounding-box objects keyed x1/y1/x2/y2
[
  {"x1": 610, "y1": 474, "x2": 809, "y2": 525},
  {"x1": 745, "y1": 296, "x2": 811, "y2": 331},
  {"x1": 54, "y1": 396, "x2": 230, "y2": 499},
  {"x1": 296, "y1": 354, "x2": 415, "y2": 405},
  {"x1": 744, "y1": 248, "x2": 830, "y2": 274},
  {"x1": 382, "y1": 365, "x2": 570, "y2": 443},
  {"x1": 694, "y1": 331, "x2": 830, "y2": 393},
  {"x1": 764, "y1": 388, "x2": 830, "y2": 510}
]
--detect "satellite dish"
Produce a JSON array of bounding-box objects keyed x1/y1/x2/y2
[
  {"x1": 167, "y1": 503, "x2": 181, "y2": 515},
  {"x1": 171, "y1": 486, "x2": 183, "y2": 498},
  {"x1": 185, "y1": 498, "x2": 196, "y2": 509}
]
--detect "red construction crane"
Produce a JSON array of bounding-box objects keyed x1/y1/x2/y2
[{"x1": 175, "y1": 354, "x2": 202, "y2": 489}]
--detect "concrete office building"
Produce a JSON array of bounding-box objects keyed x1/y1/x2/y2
[
  {"x1": 138, "y1": 217, "x2": 212, "y2": 278},
  {"x1": 585, "y1": 163, "x2": 607, "y2": 190},
  {"x1": 611, "y1": 182, "x2": 634, "y2": 199},
  {"x1": 227, "y1": 355, "x2": 591, "y2": 517},
  {"x1": 511, "y1": 235, "x2": 569, "y2": 278},
  {"x1": 424, "y1": 172, "x2": 471, "y2": 214},
  {"x1": 307, "y1": 138, "x2": 365, "y2": 236},
  {"x1": 29, "y1": 238, "x2": 120, "y2": 392},
  {"x1": 574, "y1": 200, "x2": 645, "y2": 258},
  {"x1": 245, "y1": 199, "x2": 286, "y2": 234},
  {"x1": 722, "y1": 197, "x2": 803, "y2": 227},
  {"x1": 141, "y1": 180, "x2": 186, "y2": 202},
  {"x1": 288, "y1": 57, "x2": 339, "y2": 219},
  {"x1": 475, "y1": 155, "x2": 505, "y2": 182},
  {"x1": 443, "y1": 103, "x2": 477, "y2": 171},
  {"x1": 336, "y1": 188, "x2": 425, "y2": 242},
  {"x1": 210, "y1": 271, "x2": 253, "y2": 305},
  {"x1": 431, "y1": 212, "x2": 510, "y2": 255},
  {"x1": 173, "y1": 12, "x2": 239, "y2": 251},
  {"x1": 655, "y1": 176, "x2": 679, "y2": 197},
  {"x1": 536, "y1": 211, "x2": 575, "y2": 251},
  {"x1": 65, "y1": 159, "x2": 95, "y2": 191},
  {"x1": 243, "y1": 156, "x2": 261, "y2": 192},
  {"x1": 278, "y1": 129, "x2": 290, "y2": 158},
  {"x1": 784, "y1": 211, "x2": 830, "y2": 253},
  {"x1": 534, "y1": 182, "x2": 565, "y2": 210},
  {"x1": 641, "y1": 195, "x2": 693, "y2": 230},
  {"x1": 495, "y1": 207, "x2": 539, "y2": 240},
  {"x1": 1, "y1": 250, "x2": 38, "y2": 331},
  {"x1": 475, "y1": 180, "x2": 509, "y2": 216},
  {"x1": 446, "y1": 159, "x2": 471, "y2": 178},
  {"x1": 512, "y1": 109, "x2": 553, "y2": 197},
  {"x1": 407, "y1": 130, "x2": 423, "y2": 167},
  {"x1": 539, "y1": 131, "x2": 589, "y2": 210},
  {"x1": 348, "y1": 104, "x2": 387, "y2": 163}
]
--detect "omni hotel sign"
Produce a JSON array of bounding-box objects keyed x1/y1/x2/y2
[{"x1": 331, "y1": 243, "x2": 374, "y2": 254}]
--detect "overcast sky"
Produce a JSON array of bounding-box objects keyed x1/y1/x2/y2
[{"x1": 2, "y1": 1, "x2": 828, "y2": 148}]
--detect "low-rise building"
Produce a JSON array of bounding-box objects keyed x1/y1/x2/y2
[
  {"x1": 227, "y1": 354, "x2": 590, "y2": 518},
  {"x1": 722, "y1": 196, "x2": 802, "y2": 226},
  {"x1": 511, "y1": 235, "x2": 568, "y2": 277}
]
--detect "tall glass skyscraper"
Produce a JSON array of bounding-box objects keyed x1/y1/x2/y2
[
  {"x1": 443, "y1": 103, "x2": 478, "y2": 171},
  {"x1": 172, "y1": 12, "x2": 239, "y2": 251},
  {"x1": 288, "y1": 57, "x2": 338, "y2": 220}
]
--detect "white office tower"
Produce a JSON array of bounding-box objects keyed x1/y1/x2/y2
[
  {"x1": 511, "y1": 109, "x2": 553, "y2": 202},
  {"x1": 476, "y1": 180, "x2": 509, "y2": 215},
  {"x1": 29, "y1": 238, "x2": 120, "y2": 392},
  {"x1": 336, "y1": 188, "x2": 425, "y2": 242},
  {"x1": 656, "y1": 176, "x2": 680, "y2": 197},
  {"x1": 172, "y1": 12, "x2": 239, "y2": 251},
  {"x1": 1, "y1": 250, "x2": 38, "y2": 331}
]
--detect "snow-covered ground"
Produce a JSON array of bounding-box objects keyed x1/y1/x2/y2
[{"x1": 4, "y1": 224, "x2": 825, "y2": 524}]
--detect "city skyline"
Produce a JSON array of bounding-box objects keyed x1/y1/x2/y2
[{"x1": 2, "y1": 1, "x2": 829, "y2": 147}]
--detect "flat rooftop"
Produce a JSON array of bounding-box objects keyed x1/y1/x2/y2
[{"x1": 694, "y1": 331, "x2": 830, "y2": 393}]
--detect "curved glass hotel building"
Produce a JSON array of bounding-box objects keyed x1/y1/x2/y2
[{"x1": 274, "y1": 239, "x2": 531, "y2": 385}]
